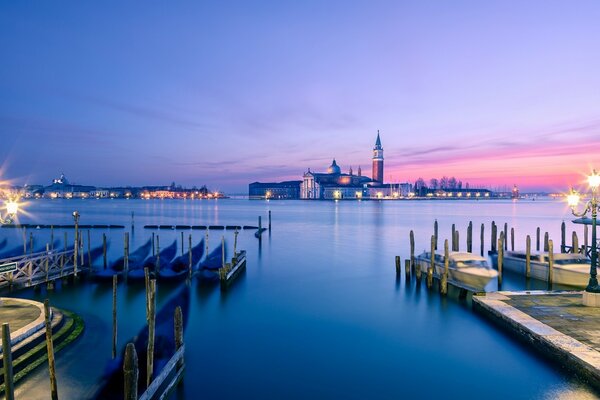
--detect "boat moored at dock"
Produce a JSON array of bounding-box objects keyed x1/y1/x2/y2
[{"x1": 416, "y1": 251, "x2": 498, "y2": 291}]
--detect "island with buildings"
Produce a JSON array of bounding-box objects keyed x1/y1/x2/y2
[{"x1": 249, "y1": 131, "x2": 497, "y2": 200}]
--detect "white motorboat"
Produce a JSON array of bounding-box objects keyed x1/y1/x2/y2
[
  {"x1": 492, "y1": 251, "x2": 590, "y2": 287},
  {"x1": 415, "y1": 251, "x2": 498, "y2": 291}
]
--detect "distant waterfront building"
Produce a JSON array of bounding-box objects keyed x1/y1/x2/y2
[
  {"x1": 301, "y1": 159, "x2": 373, "y2": 199},
  {"x1": 512, "y1": 185, "x2": 520, "y2": 199},
  {"x1": 248, "y1": 181, "x2": 302, "y2": 199},
  {"x1": 372, "y1": 130, "x2": 384, "y2": 184}
]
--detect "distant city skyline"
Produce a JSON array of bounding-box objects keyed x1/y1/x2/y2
[{"x1": 2, "y1": 1, "x2": 600, "y2": 193}]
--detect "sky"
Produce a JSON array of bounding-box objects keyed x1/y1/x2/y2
[{"x1": 1, "y1": 1, "x2": 600, "y2": 193}]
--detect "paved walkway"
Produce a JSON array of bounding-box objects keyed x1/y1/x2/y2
[
  {"x1": 0, "y1": 298, "x2": 41, "y2": 332},
  {"x1": 474, "y1": 291, "x2": 600, "y2": 391}
]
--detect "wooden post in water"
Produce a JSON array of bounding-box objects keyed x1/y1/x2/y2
[
  {"x1": 415, "y1": 258, "x2": 422, "y2": 281},
  {"x1": 45, "y1": 243, "x2": 51, "y2": 288},
  {"x1": 103, "y1": 233, "x2": 107, "y2": 269},
  {"x1": 152, "y1": 232, "x2": 155, "y2": 257},
  {"x1": 451, "y1": 224, "x2": 456, "y2": 251},
  {"x1": 269, "y1": 210, "x2": 272, "y2": 231},
  {"x1": 526, "y1": 235, "x2": 531, "y2": 279},
  {"x1": 147, "y1": 279, "x2": 156, "y2": 387},
  {"x1": 144, "y1": 268, "x2": 150, "y2": 320},
  {"x1": 503, "y1": 223, "x2": 508, "y2": 250},
  {"x1": 87, "y1": 230, "x2": 91, "y2": 267},
  {"x1": 44, "y1": 299, "x2": 58, "y2": 400},
  {"x1": 124, "y1": 233, "x2": 130, "y2": 282},
  {"x1": 544, "y1": 232, "x2": 549, "y2": 252},
  {"x1": 205, "y1": 229, "x2": 209, "y2": 258},
  {"x1": 155, "y1": 235, "x2": 160, "y2": 273},
  {"x1": 536, "y1": 227, "x2": 540, "y2": 251},
  {"x1": 395, "y1": 256, "x2": 401, "y2": 275},
  {"x1": 188, "y1": 234, "x2": 192, "y2": 278},
  {"x1": 491, "y1": 222, "x2": 497, "y2": 253},
  {"x1": 181, "y1": 231, "x2": 184, "y2": 256},
  {"x1": 221, "y1": 236, "x2": 225, "y2": 270},
  {"x1": 434, "y1": 220, "x2": 438, "y2": 250},
  {"x1": 404, "y1": 259, "x2": 410, "y2": 280},
  {"x1": 62, "y1": 232, "x2": 67, "y2": 275},
  {"x1": 80, "y1": 233, "x2": 84, "y2": 266},
  {"x1": 548, "y1": 240, "x2": 554, "y2": 288},
  {"x1": 410, "y1": 230, "x2": 415, "y2": 270},
  {"x1": 454, "y1": 230, "x2": 459, "y2": 252},
  {"x1": 467, "y1": 221, "x2": 472, "y2": 253},
  {"x1": 2, "y1": 323, "x2": 15, "y2": 400},
  {"x1": 427, "y1": 235, "x2": 435, "y2": 289},
  {"x1": 497, "y1": 238, "x2": 503, "y2": 288},
  {"x1": 561, "y1": 221, "x2": 566, "y2": 253},
  {"x1": 510, "y1": 228, "x2": 515, "y2": 251},
  {"x1": 112, "y1": 274, "x2": 117, "y2": 359},
  {"x1": 480, "y1": 223, "x2": 485, "y2": 256},
  {"x1": 259, "y1": 216, "x2": 262, "y2": 232},
  {"x1": 572, "y1": 232, "x2": 579, "y2": 254},
  {"x1": 175, "y1": 306, "x2": 184, "y2": 371},
  {"x1": 233, "y1": 229, "x2": 239, "y2": 257},
  {"x1": 124, "y1": 343, "x2": 138, "y2": 400},
  {"x1": 441, "y1": 239, "x2": 449, "y2": 295},
  {"x1": 131, "y1": 212, "x2": 134, "y2": 232}
]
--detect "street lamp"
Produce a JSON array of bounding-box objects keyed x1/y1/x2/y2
[
  {"x1": 0, "y1": 198, "x2": 19, "y2": 224},
  {"x1": 568, "y1": 169, "x2": 600, "y2": 305}
]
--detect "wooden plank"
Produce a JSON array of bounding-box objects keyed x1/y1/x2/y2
[{"x1": 139, "y1": 345, "x2": 185, "y2": 400}]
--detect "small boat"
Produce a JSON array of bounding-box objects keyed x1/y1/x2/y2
[
  {"x1": 491, "y1": 251, "x2": 590, "y2": 287},
  {"x1": 93, "y1": 239, "x2": 152, "y2": 281},
  {"x1": 416, "y1": 251, "x2": 498, "y2": 291},
  {"x1": 84, "y1": 242, "x2": 111, "y2": 268},
  {"x1": 197, "y1": 242, "x2": 227, "y2": 283},
  {"x1": 0, "y1": 238, "x2": 7, "y2": 251},
  {"x1": 92, "y1": 284, "x2": 190, "y2": 399},
  {"x1": 158, "y1": 239, "x2": 204, "y2": 281},
  {"x1": 128, "y1": 240, "x2": 178, "y2": 281},
  {"x1": 254, "y1": 227, "x2": 267, "y2": 238}
]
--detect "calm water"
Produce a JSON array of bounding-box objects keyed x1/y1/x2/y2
[{"x1": 2, "y1": 198, "x2": 598, "y2": 399}]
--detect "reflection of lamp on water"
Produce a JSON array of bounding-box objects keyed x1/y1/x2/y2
[
  {"x1": 1, "y1": 198, "x2": 19, "y2": 224},
  {"x1": 567, "y1": 169, "x2": 600, "y2": 306}
]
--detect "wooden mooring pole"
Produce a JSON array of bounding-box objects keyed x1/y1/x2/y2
[
  {"x1": 205, "y1": 229, "x2": 209, "y2": 258},
  {"x1": 404, "y1": 259, "x2": 410, "y2": 280},
  {"x1": 188, "y1": 234, "x2": 192, "y2": 279},
  {"x1": 510, "y1": 227, "x2": 515, "y2": 252},
  {"x1": 124, "y1": 233, "x2": 130, "y2": 282},
  {"x1": 44, "y1": 299, "x2": 58, "y2": 400},
  {"x1": 124, "y1": 343, "x2": 138, "y2": 400},
  {"x1": 434, "y1": 220, "x2": 438, "y2": 250},
  {"x1": 147, "y1": 279, "x2": 156, "y2": 387},
  {"x1": 536, "y1": 227, "x2": 541, "y2": 251},
  {"x1": 87, "y1": 230, "x2": 91, "y2": 267},
  {"x1": 491, "y1": 222, "x2": 497, "y2": 253},
  {"x1": 268, "y1": 210, "x2": 272, "y2": 231},
  {"x1": 561, "y1": 222, "x2": 566, "y2": 253},
  {"x1": 395, "y1": 256, "x2": 401, "y2": 275},
  {"x1": 526, "y1": 235, "x2": 531, "y2": 278},
  {"x1": 480, "y1": 223, "x2": 484, "y2": 256},
  {"x1": 112, "y1": 275, "x2": 118, "y2": 359},
  {"x1": 440, "y1": 239, "x2": 449, "y2": 295},
  {"x1": 467, "y1": 221, "x2": 472, "y2": 253},
  {"x1": 103, "y1": 233, "x2": 107, "y2": 270},
  {"x1": 181, "y1": 231, "x2": 184, "y2": 256},
  {"x1": 2, "y1": 323, "x2": 15, "y2": 400},
  {"x1": 544, "y1": 232, "x2": 549, "y2": 252},
  {"x1": 503, "y1": 223, "x2": 508, "y2": 250},
  {"x1": 548, "y1": 240, "x2": 554, "y2": 289},
  {"x1": 155, "y1": 235, "x2": 160, "y2": 273},
  {"x1": 427, "y1": 235, "x2": 435, "y2": 289},
  {"x1": 175, "y1": 306, "x2": 184, "y2": 371},
  {"x1": 410, "y1": 230, "x2": 415, "y2": 270},
  {"x1": 451, "y1": 224, "x2": 456, "y2": 251},
  {"x1": 573, "y1": 232, "x2": 579, "y2": 254},
  {"x1": 497, "y1": 237, "x2": 503, "y2": 289},
  {"x1": 454, "y1": 230, "x2": 459, "y2": 252},
  {"x1": 152, "y1": 232, "x2": 155, "y2": 257}
]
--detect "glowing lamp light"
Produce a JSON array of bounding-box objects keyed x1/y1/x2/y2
[
  {"x1": 567, "y1": 190, "x2": 580, "y2": 207},
  {"x1": 6, "y1": 200, "x2": 18, "y2": 215},
  {"x1": 588, "y1": 170, "x2": 600, "y2": 189}
]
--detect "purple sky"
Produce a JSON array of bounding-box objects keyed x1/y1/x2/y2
[{"x1": 2, "y1": 1, "x2": 600, "y2": 193}]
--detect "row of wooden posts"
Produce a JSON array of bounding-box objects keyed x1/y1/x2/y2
[
  {"x1": 2, "y1": 299, "x2": 58, "y2": 400},
  {"x1": 396, "y1": 219, "x2": 589, "y2": 294}
]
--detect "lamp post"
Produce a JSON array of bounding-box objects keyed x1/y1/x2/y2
[
  {"x1": 0, "y1": 199, "x2": 19, "y2": 225},
  {"x1": 568, "y1": 170, "x2": 600, "y2": 305}
]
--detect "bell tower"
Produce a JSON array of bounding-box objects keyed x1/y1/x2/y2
[{"x1": 372, "y1": 130, "x2": 384, "y2": 184}]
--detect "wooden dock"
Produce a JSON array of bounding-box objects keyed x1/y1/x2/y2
[
  {"x1": 0, "y1": 249, "x2": 82, "y2": 290},
  {"x1": 219, "y1": 250, "x2": 246, "y2": 289},
  {"x1": 473, "y1": 291, "x2": 600, "y2": 391}
]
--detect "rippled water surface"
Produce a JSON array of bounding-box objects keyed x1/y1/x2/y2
[{"x1": 2, "y1": 198, "x2": 598, "y2": 399}]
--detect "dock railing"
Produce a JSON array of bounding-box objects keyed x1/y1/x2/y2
[{"x1": 0, "y1": 249, "x2": 78, "y2": 289}]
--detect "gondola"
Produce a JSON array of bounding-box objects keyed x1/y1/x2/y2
[
  {"x1": 197, "y1": 242, "x2": 227, "y2": 283},
  {"x1": 128, "y1": 240, "x2": 177, "y2": 281},
  {"x1": 0, "y1": 238, "x2": 7, "y2": 251},
  {"x1": 93, "y1": 239, "x2": 152, "y2": 282},
  {"x1": 92, "y1": 284, "x2": 190, "y2": 399},
  {"x1": 158, "y1": 239, "x2": 204, "y2": 281}
]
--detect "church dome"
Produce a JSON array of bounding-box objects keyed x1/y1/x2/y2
[{"x1": 327, "y1": 159, "x2": 341, "y2": 174}]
